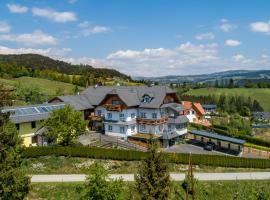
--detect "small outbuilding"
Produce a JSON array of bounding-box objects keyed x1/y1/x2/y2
[{"x1": 190, "y1": 130, "x2": 245, "y2": 154}]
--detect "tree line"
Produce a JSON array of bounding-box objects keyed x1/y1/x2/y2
[{"x1": 180, "y1": 94, "x2": 264, "y2": 116}]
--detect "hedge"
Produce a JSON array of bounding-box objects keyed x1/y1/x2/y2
[{"x1": 22, "y1": 146, "x2": 270, "y2": 169}]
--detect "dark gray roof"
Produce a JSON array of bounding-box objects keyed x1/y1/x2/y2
[
  {"x1": 252, "y1": 112, "x2": 270, "y2": 120},
  {"x1": 161, "y1": 103, "x2": 184, "y2": 112},
  {"x1": 53, "y1": 95, "x2": 94, "y2": 110},
  {"x1": 168, "y1": 115, "x2": 189, "y2": 124},
  {"x1": 2, "y1": 103, "x2": 65, "y2": 124},
  {"x1": 202, "y1": 104, "x2": 217, "y2": 109},
  {"x1": 9, "y1": 112, "x2": 50, "y2": 123},
  {"x1": 191, "y1": 130, "x2": 245, "y2": 145},
  {"x1": 81, "y1": 85, "x2": 176, "y2": 108}
]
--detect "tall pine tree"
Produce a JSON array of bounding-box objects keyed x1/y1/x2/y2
[
  {"x1": 135, "y1": 139, "x2": 171, "y2": 200},
  {"x1": 0, "y1": 85, "x2": 30, "y2": 199}
]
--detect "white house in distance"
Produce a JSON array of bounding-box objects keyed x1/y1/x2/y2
[{"x1": 50, "y1": 85, "x2": 189, "y2": 147}]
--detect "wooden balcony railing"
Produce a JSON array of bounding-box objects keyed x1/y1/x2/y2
[
  {"x1": 103, "y1": 104, "x2": 122, "y2": 111},
  {"x1": 136, "y1": 116, "x2": 168, "y2": 125},
  {"x1": 89, "y1": 115, "x2": 104, "y2": 121}
]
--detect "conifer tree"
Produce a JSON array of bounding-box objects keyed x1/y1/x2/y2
[
  {"x1": 0, "y1": 86, "x2": 30, "y2": 199},
  {"x1": 135, "y1": 139, "x2": 171, "y2": 200}
]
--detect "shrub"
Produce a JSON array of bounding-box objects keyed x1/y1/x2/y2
[{"x1": 22, "y1": 146, "x2": 270, "y2": 169}]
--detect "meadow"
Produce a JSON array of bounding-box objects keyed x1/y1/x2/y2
[
  {"x1": 184, "y1": 88, "x2": 270, "y2": 111},
  {"x1": 28, "y1": 180, "x2": 270, "y2": 200},
  {"x1": 0, "y1": 77, "x2": 81, "y2": 95}
]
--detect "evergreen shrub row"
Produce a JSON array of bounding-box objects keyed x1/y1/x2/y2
[{"x1": 23, "y1": 146, "x2": 270, "y2": 169}]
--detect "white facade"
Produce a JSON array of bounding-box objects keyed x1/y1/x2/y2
[{"x1": 186, "y1": 109, "x2": 196, "y2": 122}]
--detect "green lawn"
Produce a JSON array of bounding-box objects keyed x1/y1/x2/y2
[
  {"x1": 0, "y1": 77, "x2": 82, "y2": 95},
  {"x1": 28, "y1": 180, "x2": 270, "y2": 200},
  {"x1": 184, "y1": 88, "x2": 270, "y2": 111}
]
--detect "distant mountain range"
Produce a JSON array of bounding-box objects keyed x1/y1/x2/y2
[{"x1": 134, "y1": 70, "x2": 270, "y2": 85}]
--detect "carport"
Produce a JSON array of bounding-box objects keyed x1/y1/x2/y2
[{"x1": 190, "y1": 130, "x2": 245, "y2": 154}]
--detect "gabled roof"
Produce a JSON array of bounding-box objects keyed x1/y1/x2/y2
[
  {"x1": 52, "y1": 95, "x2": 94, "y2": 110},
  {"x1": 202, "y1": 104, "x2": 217, "y2": 109},
  {"x1": 168, "y1": 115, "x2": 189, "y2": 124},
  {"x1": 182, "y1": 101, "x2": 193, "y2": 110},
  {"x1": 82, "y1": 85, "x2": 176, "y2": 109},
  {"x1": 182, "y1": 101, "x2": 206, "y2": 116},
  {"x1": 193, "y1": 103, "x2": 206, "y2": 115}
]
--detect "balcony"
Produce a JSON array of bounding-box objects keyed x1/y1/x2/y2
[
  {"x1": 136, "y1": 116, "x2": 168, "y2": 125},
  {"x1": 103, "y1": 104, "x2": 122, "y2": 111},
  {"x1": 89, "y1": 115, "x2": 104, "y2": 122}
]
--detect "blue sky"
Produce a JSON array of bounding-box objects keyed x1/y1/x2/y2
[{"x1": 1, "y1": 0, "x2": 270, "y2": 76}]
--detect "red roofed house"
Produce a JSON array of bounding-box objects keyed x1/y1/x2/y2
[{"x1": 181, "y1": 101, "x2": 209, "y2": 125}]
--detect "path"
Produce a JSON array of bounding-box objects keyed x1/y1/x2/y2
[{"x1": 31, "y1": 172, "x2": 270, "y2": 182}]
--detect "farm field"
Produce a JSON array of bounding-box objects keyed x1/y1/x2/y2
[
  {"x1": 184, "y1": 88, "x2": 270, "y2": 111},
  {"x1": 0, "y1": 77, "x2": 82, "y2": 95},
  {"x1": 28, "y1": 180, "x2": 270, "y2": 200}
]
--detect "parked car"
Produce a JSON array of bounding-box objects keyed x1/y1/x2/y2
[{"x1": 204, "y1": 141, "x2": 216, "y2": 151}]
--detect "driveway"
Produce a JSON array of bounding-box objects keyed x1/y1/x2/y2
[{"x1": 164, "y1": 143, "x2": 222, "y2": 155}]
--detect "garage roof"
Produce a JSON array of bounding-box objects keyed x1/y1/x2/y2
[{"x1": 191, "y1": 130, "x2": 245, "y2": 145}]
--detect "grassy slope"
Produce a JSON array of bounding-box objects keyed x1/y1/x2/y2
[
  {"x1": 0, "y1": 77, "x2": 82, "y2": 95},
  {"x1": 184, "y1": 88, "x2": 270, "y2": 111},
  {"x1": 29, "y1": 180, "x2": 270, "y2": 200}
]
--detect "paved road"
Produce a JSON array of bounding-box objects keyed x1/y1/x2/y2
[{"x1": 31, "y1": 172, "x2": 270, "y2": 182}]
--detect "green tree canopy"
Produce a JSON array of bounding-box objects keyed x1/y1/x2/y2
[
  {"x1": 135, "y1": 139, "x2": 171, "y2": 200},
  {"x1": 44, "y1": 105, "x2": 86, "y2": 146},
  {"x1": 0, "y1": 113, "x2": 30, "y2": 199},
  {"x1": 79, "y1": 162, "x2": 123, "y2": 200}
]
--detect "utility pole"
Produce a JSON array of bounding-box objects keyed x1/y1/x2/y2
[{"x1": 185, "y1": 152, "x2": 195, "y2": 200}]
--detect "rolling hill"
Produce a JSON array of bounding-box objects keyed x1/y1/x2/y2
[
  {"x1": 0, "y1": 54, "x2": 130, "y2": 79},
  {"x1": 135, "y1": 70, "x2": 270, "y2": 85}
]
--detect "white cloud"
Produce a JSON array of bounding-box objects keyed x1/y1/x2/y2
[
  {"x1": 261, "y1": 54, "x2": 269, "y2": 58},
  {"x1": 195, "y1": 32, "x2": 215, "y2": 40},
  {"x1": 68, "y1": 0, "x2": 78, "y2": 4},
  {"x1": 220, "y1": 19, "x2": 237, "y2": 32},
  {"x1": 0, "y1": 21, "x2": 11, "y2": 33},
  {"x1": 225, "y1": 39, "x2": 241, "y2": 47},
  {"x1": 7, "y1": 3, "x2": 28, "y2": 13},
  {"x1": 250, "y1": 21, "x2": 270, "y2": 33},
  {"x1": 0, "y1": 30, "x2": 57, "y2": 46},
  {"x1": 78, "y1": 21, "x2": 110, "y2": 36},
  {"x1": 233, "y1": 54, "x2": 245, "y2": 61},
  {"x1": 32, "y1": 7, "x2": 77, "y2": 23},
  {"x1": 0, "y1": 45, "x2": 71, "y2": 58}
]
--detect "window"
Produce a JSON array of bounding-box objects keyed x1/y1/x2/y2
[
  {"x1": 108, "y1": 125, "x2": 113, "y2": 132},
  {"x1": 107, "y1": 113, "x2": 112, "y2": 119},
  {"x1": 140, "y1": 125, "x2": 146, "y2": 132},
  {"x1": 168, "y1": 124, "x2": 172, "y2": 131},
  {"x1": 119, "y1": 113, "x2": 125, "y2": 121},
  {"x1": 131, "y1": 125, "x2": 136, "y2": 132},
  {"x1": 152, "y1": 113, "x2": 157, "y2": 119},
  {"x1": 142, "y1": 95, "x2": 152, "y2": 103},
  {"x1": 140, "y1": 112, "x2": 146, "y2": 118},
  {"x1": 131, "y1": 113, "x2": 135, "y2": 119},
  {"x1": 15, "y1": 124, "x2": 20, "y2": 130},
  {"x1": 120, "y1": 126, "x2": 125, "y2": 133},
  {"x1": 31, "y1": 135, "x2": 37, "y2": 144},
  {"x1": 192, "y1": 110, "x2": 195, "y2": 114},
  {"x1": 97, "y1": 110, "x2": 102, "y2": 116},
  {"x1": 31, "y1": 121, "x2": 36, "y2": 129},
  {"x1": 159, "y1": 125, "x2": 163, "y2": 131},
  {"x1": 112, "y1": 100, "x2": 120, "y2": 105}
]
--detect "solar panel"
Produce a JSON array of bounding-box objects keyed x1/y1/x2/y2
[{"x1": 2, "y1": 104, "x2": 65, "y2": 116}]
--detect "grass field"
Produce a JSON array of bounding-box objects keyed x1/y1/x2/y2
[
  {"x1": 0, "y1": 77, "x2": 82, "y2": 95},
  {"x1": 184, "y1": 88, "x2": 270, "y2": 111},
  {"x1": 23, "y1": 156, "x2": 270, "y2": 175},
  {"x1": 28, "y1": 180, "x2": 270, "y2": 200}
]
